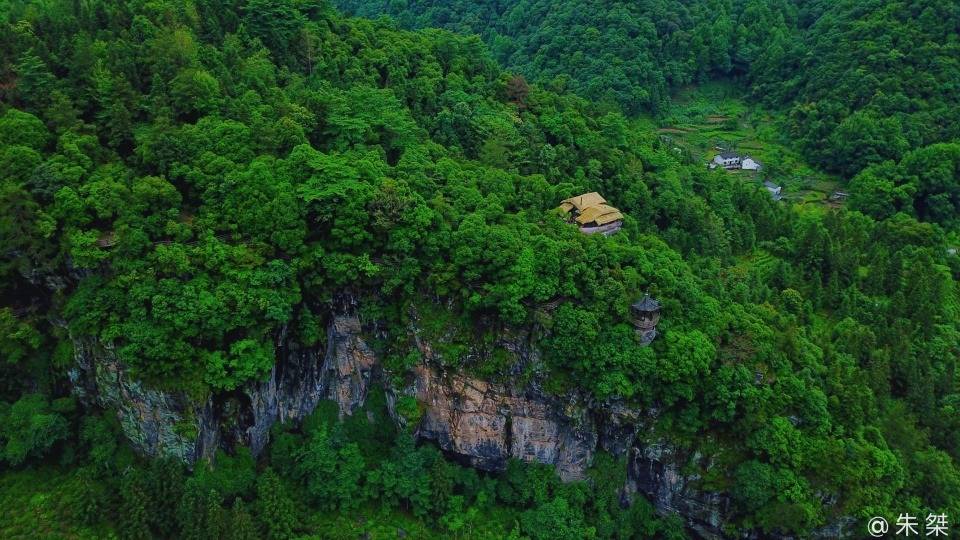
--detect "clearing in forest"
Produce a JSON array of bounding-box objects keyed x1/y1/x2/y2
[{"x1": 653, "y1": 82, "x2": 842, "y2": 206}]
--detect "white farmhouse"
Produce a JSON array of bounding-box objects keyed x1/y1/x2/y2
[
  {"x1": 712, "y1": 152, "x2": 741, "y2": 169},
  {"x1": 741, "y1": 157, "x2": 761, "y2": 171}
]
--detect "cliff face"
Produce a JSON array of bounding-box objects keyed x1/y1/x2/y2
[
  {"x1": 394, "y1": 357, "x2": 728, "y2": 537},
  {"x1": 70, "y1": 337, "x2": 220, "y2": 462},
  {"x1": 70, "y1": 313, "x2": 376, "y2": 462},
  {"x1": 245, "y1": 314, "x2": 376, "y2": 454},
  {"x1": 70, "y1": 312, "x2": 736, "y2": 538},
  {"x1": 406, "y1": 363, "x2": 597, "y2": 481},
  {"x1": 626, "y1": 440, "x2": 729, "y2": 539}
]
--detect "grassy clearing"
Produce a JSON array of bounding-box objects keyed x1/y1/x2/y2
[{"x1": 651, "y1": 81, "x2": 842, "y2": 207}]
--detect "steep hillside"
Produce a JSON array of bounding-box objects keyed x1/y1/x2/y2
[
  {"x1": 752, "y1": 0, "x2": 960, "y2": 177},
  {"x1": 338, "y1": 0, "x2": 960, "y2": 181},
  {"x1": 335, "y1": 0, "x2": 798, "y2": 115},
  {"x1": 0, "y1": 1, "x2": 958, "y2": 538}
]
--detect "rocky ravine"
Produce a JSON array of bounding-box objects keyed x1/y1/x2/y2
[{"x1": 70, "y1": 312, "x2": 850, "y2": 539}]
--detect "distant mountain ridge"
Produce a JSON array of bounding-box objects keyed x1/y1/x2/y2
[{"x1": 337, "y1": 0, "x2": 960, "y2": 180}]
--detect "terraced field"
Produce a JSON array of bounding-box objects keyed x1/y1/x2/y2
[
  {"x1": 653, "y1": 82, "x2": 842, "y2": 207},
  {"x1": 750, "y1": 250, "x2": 780, "y2": 281}
]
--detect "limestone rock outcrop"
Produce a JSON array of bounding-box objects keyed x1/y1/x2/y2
[
  {"x1": 322, "y1": 314, "x2": 377, "y2": 415},
  {"x1": 71, "y1": 309, "x2": 847, "y2": 539},
  {"x1": 69, "y1": 337, "x2": 217, "y2": 462},
  {"x1": 626, "y1": 440, "x2": 729, "y2": 540},
  {"x1": 70, "y1": 313, "x2": 377, "y2": 463},
  {"x1": 406, "y1": 364, "x2": 596, "y2": 481},
  {"x1": 245, "y1": 314, "x2": 375, "y2": 454}
]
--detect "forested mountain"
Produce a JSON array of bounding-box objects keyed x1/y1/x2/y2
[
  {"x1": 755, "y1": 0, "x2": 960, "y2": 177},
  {"x1": 0, "y1": 0, "x2": 958, "y2": 539},
  {"x1": 335, "y1": 0, "x2": 799, "y2": 115},
  {"x1": 337, "y1": 0, "x2": 960, "y2": 181}
]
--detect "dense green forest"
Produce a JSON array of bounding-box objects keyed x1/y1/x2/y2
[
  {"x1": 336, "y1": 0, "x2": 796, "y2": 114},
  {"x1": 0, "y1": 0, "x2": 958, "y2": 538},
  {"x1": 337, "y1": 0, "x2": 960, "y2": 180}
]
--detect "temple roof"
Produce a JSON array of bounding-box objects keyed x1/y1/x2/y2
[
  {"x1": 632, "y1": 294, "x2": 661, "y2": 312},
  {"x1": 561, "y1": 192, "x2": 606, "y2": 212},
  {"x1": 575, "y1": 204, "x2": 623, "y2": 226}
]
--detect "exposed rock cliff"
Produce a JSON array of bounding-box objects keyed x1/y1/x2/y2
[
  {"x1": 405, "y1": 363, "x2": 596, "y2": 481},
  {"x1": 72, "y1": 311, "x2": 806, "y2": 539},
  {"x1": 393, "y1": 356, "x2": 740, "y2": 537},
  {"x1": 70, "y1": 313, "x2": 377, "y2": 463},
  {"x1": 626, "y1": 440, "x2": 728, "y2": 540},
  {"x1": 245, "y1": 314, "x2": 376, "y2": 454},
  {"x1": 69, "y1": 337, "x2": 217, "y2": 462},
  {"x1": 322, "y1": 314, "x2": 378, "y2": 415}
]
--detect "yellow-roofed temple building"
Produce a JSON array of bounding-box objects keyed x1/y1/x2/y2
[{"x1": 558, "y1": 192, "x2": 623, "y2": 235}]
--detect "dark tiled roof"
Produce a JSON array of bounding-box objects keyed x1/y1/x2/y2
[
  {"x1": 719, "y1": 152, "x2": 739, "y2": 159},
  {"x1": 632, "y1": 294, "x2": 661, "y2": 312}
]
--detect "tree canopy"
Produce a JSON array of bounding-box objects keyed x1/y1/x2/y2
[{"x1": 0, "y1": 0, "x2": 958, "y2": 538}]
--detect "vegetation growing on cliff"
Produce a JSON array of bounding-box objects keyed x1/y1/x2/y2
[{"x1": 0, "y1": 0, "x2": 958, "y2": 538}]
